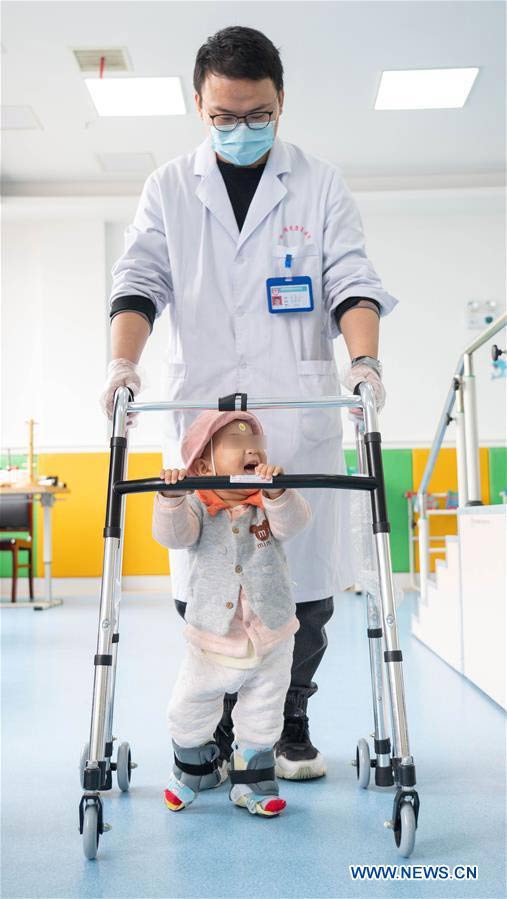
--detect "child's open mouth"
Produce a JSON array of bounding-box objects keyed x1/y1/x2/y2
[{"x1": 243, "y1": 461, "x2": 258, "y2": 472}]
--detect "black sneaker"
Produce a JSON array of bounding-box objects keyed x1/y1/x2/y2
[{"x1": 275, "y1": 709, "x2": 326, "y2": 780}]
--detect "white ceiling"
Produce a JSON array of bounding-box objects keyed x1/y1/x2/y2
[{"x1": 1, "y1": 0, "x2": 505, "y2": 192}]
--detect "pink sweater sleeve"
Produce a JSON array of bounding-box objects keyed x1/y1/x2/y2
[
  {"x1": 152, "y1": 493, "x2": 201, "y2": 549},
  {"x1": 262, "y1": 489, "x2": 312, "y2": 541}
]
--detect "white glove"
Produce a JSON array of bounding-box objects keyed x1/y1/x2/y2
[
  {"x1": 100, "y1": 358, "x2": 141, "y2": 427},
  {"x1": 341, "y1": 361, "x2": 385, "y2": 423}
]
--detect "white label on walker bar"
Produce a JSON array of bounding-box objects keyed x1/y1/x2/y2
[{"x1": 230, "y1": 475, "x2": 273, "y2": 483}]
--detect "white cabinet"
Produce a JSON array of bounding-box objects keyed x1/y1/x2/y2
[{"x1": 459, "y1": 506, "x2": 506, "y2": 709}]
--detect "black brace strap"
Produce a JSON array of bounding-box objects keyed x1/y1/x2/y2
[
  {"x1": 229, "y1": 766, "x2": 275, "y2": 785},
  {"x1": 174, "y1": 755, "x2": 218, "y2": 776}
]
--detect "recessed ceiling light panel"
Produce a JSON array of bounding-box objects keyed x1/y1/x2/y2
[
  {"x1": 85, "y1": 77, "x2": 186, "y2": 116},
  {"x1": 375, "y1": 67, "x2": 479, "y2": 110},
  {"x1": 1, "y1": 106, "x2": 42, "y2": 129}
]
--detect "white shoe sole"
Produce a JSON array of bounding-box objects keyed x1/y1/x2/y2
[{"x1": 275, "y1": 752, "x2": 327, "y2": 781}]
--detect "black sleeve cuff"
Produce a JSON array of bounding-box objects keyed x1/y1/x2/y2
[
  {"x1": 334, "y1": 297, "x2": 381, "y2": 326},
  {"x1": 110, "y1": 296, "x2": 156, "y2": 330}
]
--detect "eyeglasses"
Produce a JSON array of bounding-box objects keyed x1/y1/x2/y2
[{"x1": 206, "y1": 109, "x2": 276, "y2": 133}]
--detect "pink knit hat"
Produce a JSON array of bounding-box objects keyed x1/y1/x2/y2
[{"x1": 181, "y1": 410, "x2": 265, "y2": 475}]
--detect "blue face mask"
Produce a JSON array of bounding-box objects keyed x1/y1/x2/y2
[{"x1": 210, "y1": 122, "x2": 276, "y2": 167}]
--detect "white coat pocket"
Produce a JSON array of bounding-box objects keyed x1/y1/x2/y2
[
  {"x1": 272, "y1": 242, "x2": 320, "y2": 279},
  {"x1": 296, "y1": 358, "x2": 342, "y2": 443}
]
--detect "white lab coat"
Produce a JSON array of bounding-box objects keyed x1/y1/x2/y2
[{"x1": 111, "y1": 137, "x2": 398, "y2": 602}]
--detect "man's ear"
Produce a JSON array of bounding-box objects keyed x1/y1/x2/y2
[
  {"x1": 194, "y1": 457, "x2": 210, "y2": 475},
  {"x1": 195, "y1": 92, "x2": 203, "y2": 119},
  {"x1": 278, "y1": 89, "x2": 285, "y2": 116}
]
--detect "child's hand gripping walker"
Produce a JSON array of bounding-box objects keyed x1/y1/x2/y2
[{"x1": 79, "y1": 384, "x2": 419, "y2": 860}]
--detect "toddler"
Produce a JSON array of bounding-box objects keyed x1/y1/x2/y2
[{"x1": 152, "y1": 410, "x2": 311, "y2": 817}]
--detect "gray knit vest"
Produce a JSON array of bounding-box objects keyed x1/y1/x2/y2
[{"x1": 184, "y1": 494, "x2": 295, "y2": 636}]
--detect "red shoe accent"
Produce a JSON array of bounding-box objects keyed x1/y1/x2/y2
[
  {"x1": 164, "y1": 789, "x2": 184, "y2": 810},
  {"x1": 264, "y1": 798, "x2": 286, "y2": 814}
]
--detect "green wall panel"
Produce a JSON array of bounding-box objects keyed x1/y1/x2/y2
[
  {"x1": 345, "y1": 447, "x2": 413, "y2": 572},
  {"x1": 0, "y1": 454, "x2": 38, "y2": 580},
  {"x1": 489, "y1": 447, "x2": 507, "y2": 504}
]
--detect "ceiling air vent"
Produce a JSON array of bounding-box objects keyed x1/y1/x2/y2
[{"x1": 72, "y1": 48, "x2": 132, "y2": 74}]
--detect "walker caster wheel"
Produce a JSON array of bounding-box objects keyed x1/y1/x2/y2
[
  {"x1": 355, "y1": 738, "x2": 371, "y2": 789},
  {"x1": 82, "y1": 803, "x2": 100, "y2": 860},
  {"x1": 79, "y1": 742, "x2": 90, "y2": 789},
  {"x1": 395, "y1": 801, "x2": 417, "y2": 858},
  {"x1": 116, "y1": 742, "x2": 132, "y2": 792}
]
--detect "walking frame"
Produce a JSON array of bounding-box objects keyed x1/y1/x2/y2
[{"x1": 79, "y1": 382, "x2": 419, "y2": 859}]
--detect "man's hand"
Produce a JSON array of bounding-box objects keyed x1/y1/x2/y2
[
  {"x1": 100, "y1": 358, "x2": 141, "y2": 426},
  {"x1": 255, "y1": 463, "x2": 285, "y2": 498},
  {"x1": 101, "y1": 311, "x2": 151, "y2": 426},
  {"x1": 342, "y1": 361, "x2": 385, "y2": 423},
  {"x1": 159, "y1": 468, "x2": 194, "y2": 498}
]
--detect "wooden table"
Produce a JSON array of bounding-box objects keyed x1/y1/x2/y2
[{"x1": 0, "y1": 485, "x2": 70, "y2": 610}]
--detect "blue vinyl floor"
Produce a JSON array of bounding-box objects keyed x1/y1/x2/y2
[{"x1": 1, "y1": 589, "x2": 505, "y2": 899}]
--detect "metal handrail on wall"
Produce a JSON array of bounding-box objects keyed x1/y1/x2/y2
[{"x1": 416, "y1": 312, "x2": 507, "y2": 596}]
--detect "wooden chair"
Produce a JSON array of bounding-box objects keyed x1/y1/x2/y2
[{"x1": 0, "y1": 495, "x2": 34, "y2": 602}]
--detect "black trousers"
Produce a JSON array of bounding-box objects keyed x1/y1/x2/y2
[{"x1": 174, "y1": 596, "x2": 334, "y2": 718}]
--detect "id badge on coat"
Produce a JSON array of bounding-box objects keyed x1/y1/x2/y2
[
  {"x1": 266, "y1": 277, "x2": 314, "y2": 314},
  {"x1": 266, "y1": 251, "x2": 314, "y2": 314}
]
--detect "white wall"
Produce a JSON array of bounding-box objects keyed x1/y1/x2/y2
[
  {"x1": 339, "y1": 187, "x2": 506, "y2": 446},
  {"x1": 2, "y1": 186, "x2": 505, "y2": 452},
  {"x1": 1, "y1": 220, "x2": 108, "y2": 449}
]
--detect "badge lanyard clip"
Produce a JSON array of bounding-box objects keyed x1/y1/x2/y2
[{"x1": 284, "y1": 253, "x2": 293, "y2": 282}]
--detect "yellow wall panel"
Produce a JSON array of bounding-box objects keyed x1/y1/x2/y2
[
  {"x1": 36, "y1": 452, "x2": 169, "y2": 577},
  {"x1": 36, "y1": 453, "x2": 109, "y2": 577},
  {"x1": 411, "y1": 446, "x2": 490, "y2": 571},
  {"x1": 122, "y1": 453, "x2": 169, "y2": 576},
  {"x1": 412, "y1": 446, "x2": 490, "y2": 502}
]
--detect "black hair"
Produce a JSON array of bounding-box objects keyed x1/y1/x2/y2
[{"x1": 193, "y1": 26, "x2": 284, "y2": 97}]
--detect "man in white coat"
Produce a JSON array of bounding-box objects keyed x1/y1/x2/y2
[{"x1": 101, "y1": 26, "x2": 397, "y2": 781}]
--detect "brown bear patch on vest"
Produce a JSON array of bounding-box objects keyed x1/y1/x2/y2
[{"x1": 249, "y1": 518, "x2": 271, "y2": 542}]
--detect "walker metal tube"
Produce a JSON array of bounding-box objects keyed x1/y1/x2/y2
[
  {"x1": 366, "y1": 592, "x2": 390, "y2": 746},
  {"x1": 128, "y1": 394, "x2": 365, "y2": 413},
  {"x1": 86, "y1": 387, "x2": 129, "y2": 787},
  {"x1": 355, "y1": 425, "x2": 392, "y2": 779},
  {"x1": 104, "y1": 437, "x2": 129, "y2": 767},
  {"x1": 359, "y1": 383, "x2": 413, "y2": 770},
  {"x1": 374, "y1": 531, "x2": 411, "y2": 762}
]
